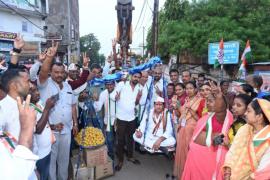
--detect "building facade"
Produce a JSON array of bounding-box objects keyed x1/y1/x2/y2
[
  {"x1": 45, "y1": 0, "x2": 80, "y2": 64},
  {"x1": 0, "y1": 0, "x2": 47, "y2": 63}
]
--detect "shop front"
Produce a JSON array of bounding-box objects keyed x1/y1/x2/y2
[{"x1": 0, "y1": 31, "x2": 16, "y2": 62}]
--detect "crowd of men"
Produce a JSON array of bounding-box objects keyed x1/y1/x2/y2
[{"x1": 0, "y1": 34, "x2": 270, "y2": 180}]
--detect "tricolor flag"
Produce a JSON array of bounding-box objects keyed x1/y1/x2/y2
[
  {"x1": 238, "y1": 40, "x2": 251, "y2": 80},
  {"x1": 214, "y1": 39, "x2": 224, "y2": 69}
]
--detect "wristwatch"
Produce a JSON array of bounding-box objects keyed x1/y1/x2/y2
[
  {"x1": 10, "y1": 51, "x2": 19, "y2": 56},
  {"x1": 13, "y1": 47, "x2": 22, "y2": 53}
]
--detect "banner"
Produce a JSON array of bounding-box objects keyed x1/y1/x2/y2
[{"x1": 89, "y1": 56, "x2": 162, "y2": 86}]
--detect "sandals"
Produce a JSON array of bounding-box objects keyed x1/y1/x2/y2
[
  {"x1": 115, "y1": 162, "x2": 123, "y2": 171},
  {"x1": 127, "y1": 158, "x2": 141, "y2": 165}
]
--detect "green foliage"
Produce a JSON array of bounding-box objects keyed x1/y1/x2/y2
[
  {"x1": 98, "y1": 54, "x2": 106, "y2": 66},
  {"x1": 147, "y1": 0, "x2": 270, "y2": 62},
  {"x1": 80, "y1": 33, "x2": 102, "y2": 65}
]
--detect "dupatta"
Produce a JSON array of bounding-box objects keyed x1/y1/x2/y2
[
  {"x1": 192, "y1": 110, "x2": 234, "y2": 180},
  {"x1": 223, "y1": 124, "x2": 270, "y2": 180}
]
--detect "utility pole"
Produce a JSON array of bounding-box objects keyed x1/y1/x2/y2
[
  {"x1": 142, "y1": 26, "x2": 145, "y2": 57},
  {"x1": 152, "y1": 0, "x2": 159, "y2": 56}
]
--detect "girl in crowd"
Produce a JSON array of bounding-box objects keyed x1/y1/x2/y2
[
  {"x1": 237, "y1": 83, "x2": 257, "y2": 98},
  {"x1": 182, "y1": 82, "x2": 233, "y2": 180},
  {"x1": 223, "y1": 99, "x2": 270, "y2": 180},
  {"x1": 228, "y1": 94, "x2": 252, "y2": 145},
  {"x1": 174, "y1": 81, "x2": 204, "y2": 178},
  {"x1": 174, "y1": 83, "x2": 186, "y2": 107}
]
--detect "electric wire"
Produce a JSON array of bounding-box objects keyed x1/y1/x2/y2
[{"x1": 0, "y1": 0, "x2": 46, "y2": 32}]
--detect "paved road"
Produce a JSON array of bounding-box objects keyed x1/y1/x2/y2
[{"x1": 106, "y1": 152, "x2": 173, "y2": 180}]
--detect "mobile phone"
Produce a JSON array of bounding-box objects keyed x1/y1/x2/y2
[
  {"x1": 51, "y1": 93, "x2": 59, "y2": 101},
  {"x1": 213, "y1": 134, "x2": 225, "y2": 146}
]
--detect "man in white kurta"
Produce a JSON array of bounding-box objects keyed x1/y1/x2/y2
[
  {"x1": 93, "y1": 80, "x2": 116, "y2": 159},
  {"x1": 133, "y1": 97, "x2": 176, "y2": 152}
]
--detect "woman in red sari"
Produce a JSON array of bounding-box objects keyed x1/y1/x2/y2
[
  {"x1": 182, "y1": 83, "x2": 233, "y2": 180},
  {"x1": 173, "y1": 81, "x2": 204, "y2": 178}
]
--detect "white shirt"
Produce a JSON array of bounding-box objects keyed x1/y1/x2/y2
[
  {"x1": 37, "y1": 77, "x2": 76, "y2": 134},
  {"x1": 93, "y1": 89, "x2": 116, "y2": 131},
  {"x1": 29, "y1": 61, "x2": 42, "y2": 82},
  {"x1": 0, "y1": 95, "x2": 20, "y2": 139},
  {"x1": 145, "y1": 76, "x2": 164, "y2": 109},
  {"x1": 138, "y1": 109, "x2": 173, "y2": 140},
  {"x1": 33, "y1": 102, "x2": 52, "y2": 159},
  {"x1": 0, "y1": 133, "x2": 38, "y2": 180},
  {"x1": 137, "y1": 83, "x2": 150, "y2": 121},
  {"x1": 115, "y1": 81, "x2": 142, "y2": 121},
  {"x1": 153, "y1": 78, "x2": 164, "y2": 102},
  {"x1": 102, "y1": 61, "x2": 111, "y2": 77}
]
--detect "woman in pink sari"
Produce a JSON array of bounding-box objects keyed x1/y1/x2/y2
[
  {"x1": 182, "y1": 83, "x2": 234, "y2": 180},
  {"x1": 173, "y1": 81, "x2": 204, "y2": 178}
]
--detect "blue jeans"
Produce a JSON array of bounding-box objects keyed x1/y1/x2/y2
[
  {"x1": 36, "y1": 153, "x2": 51, "y2": 180},
  {"x1": 106, "y1": 128, "x2": 115, "y2": 160}
]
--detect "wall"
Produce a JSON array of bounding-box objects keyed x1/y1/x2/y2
[{"x1": 0, "y1": 11, "x2": 45, "y2": 42}]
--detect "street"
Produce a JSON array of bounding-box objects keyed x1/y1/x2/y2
[{"x1": 107, "y1": 152, "x2": 173, "y2": 180}]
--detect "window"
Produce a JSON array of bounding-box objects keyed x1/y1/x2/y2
[
  {"x1": 22, "y1": 21, "x2": 28, "y2": 32},
  {"x1": 22, "y1": 21, "x2": 33, "y2": 33}
]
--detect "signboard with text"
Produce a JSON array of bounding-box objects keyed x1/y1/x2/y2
[
  {"x1": 208, "y1": 41, "x2": 240, "y2": 64},
  {"x1": 0, "y1": 31, "x2": 16, "y2": 40}
]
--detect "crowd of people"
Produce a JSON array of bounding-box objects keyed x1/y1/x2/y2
[{"x1": 0, "y1": 35, "x2": 270, "y2": 180}]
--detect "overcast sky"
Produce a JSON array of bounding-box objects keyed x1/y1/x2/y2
[{"x1": 79, "y1": 0, "x2": 166, "y2": 56}]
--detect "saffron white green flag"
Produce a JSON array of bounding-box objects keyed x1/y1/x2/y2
[
  {"x1": 238, "y1": 40, "x2": 251, "y2": 80},
  {"x1": 214, "y1": 39, "x2": 224, "y2": 69}
]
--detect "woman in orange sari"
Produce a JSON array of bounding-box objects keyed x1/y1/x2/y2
[
  {"x1": 173, "y1": 81, "x2": 204, "y2": 178},
  {"x1": 182, "y1": 83, "x2": 233, "y2": 180},
  {"x1": 223, "y1": 99, "x2": 270, "y2": 180}
]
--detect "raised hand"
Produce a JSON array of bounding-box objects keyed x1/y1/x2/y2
[
  {"x1": 46, "y1": 40, "x2": 59, "y2": 58},
  {"x1": 209, "y1": 80, "x2": 222, "y2": 97},
  {"x1": 82, "y1": 52, "x2": 90, "y2": 68},
  {"x1": 17, "y1": 95, "x2": 36, "y2": 132},
  {"x1": 112, "y1": 38, "x2": 117, "y2": 48},
  {"x1": 115, "y1": 91, "x2": 121, "y2": 101},
  {"x1": 107, "y1": 54, "x2": 112, "y2": 63},
  {"x1": 38, "y1": 49, "x2": 47, "y2": 62},
  {"x1": 155, "y1": 86, "x2": 163, "y2": 97},
  {"x1": 14, "y1": 33, "x2": 25, "y2": 50}
]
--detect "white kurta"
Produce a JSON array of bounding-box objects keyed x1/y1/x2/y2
[
  {"x1": 0, "y1": 132, "x2": 39, "y2": 180},
  {"x1": 133, "y1": 109, "x2": 176, "y2": 149},
  {"x1": 93, "y1": 89, "x2": 116, "y2": 131}
]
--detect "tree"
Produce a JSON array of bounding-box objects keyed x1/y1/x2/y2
[
  {"x1": 99, "y1": 54, "x2": 106, "y2": 66},
  {"x1": 80, "y1": 33, "x2": 102, "y2": 65},
  {"x1": 147, "y1": 0, "x2": 270, "y2": 63}
]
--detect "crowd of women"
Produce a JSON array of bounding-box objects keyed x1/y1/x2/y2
[{"x1": 166, "y1": 71, "x2": 270, "y2": 180}]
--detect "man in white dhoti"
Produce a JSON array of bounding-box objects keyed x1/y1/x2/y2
[{"x1": 133, "y1": 96, "x2": 176, "y2": 153}]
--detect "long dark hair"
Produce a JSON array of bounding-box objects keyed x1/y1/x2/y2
[
  {"x1": 240, "y1": 84, "x2": 257, "y2": 98},
  {"x1": 235, "y1": 94, "x2": 253, "y2": 109},
  {"x1": 231, "y1": 94, "x2": 253, "y2": 135},
  {"x1": 250, "y1": 99, "x2": 269, "y2": 125}
]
